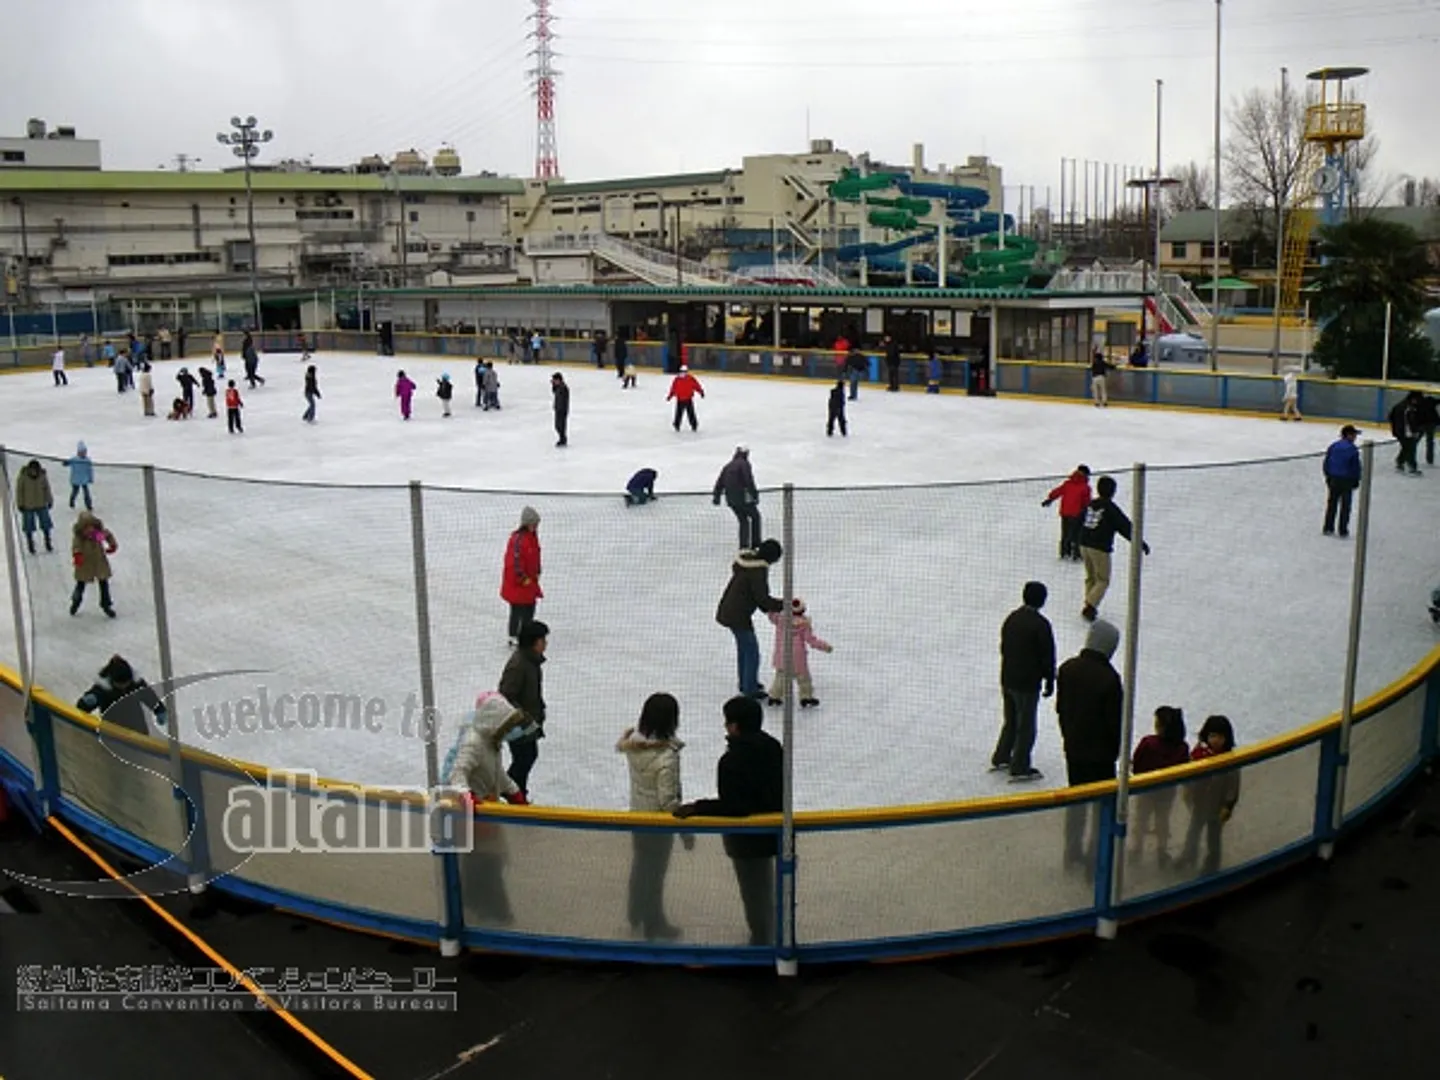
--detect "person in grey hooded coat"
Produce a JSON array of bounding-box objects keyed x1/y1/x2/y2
[
  {"x1": 1056, "y1": 619, "x2": 1123, "y2": 870},
  {"x1": 713, "y1": 446, "x2": 761, "y2": 549}
]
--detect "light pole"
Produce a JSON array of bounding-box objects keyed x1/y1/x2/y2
[
  {"x1": 216, "y1": 116, "x2": 273, "y2": 331},
  {"x1": 1210, "y1": 0, "x2": 1223, "y2": 371},
  {"x1": 1272, "y1": 66, "x2": 1289, "y2": 374},
  {"x1": 1128, "y1": 176, "x2": 1179, "y2": 348}
]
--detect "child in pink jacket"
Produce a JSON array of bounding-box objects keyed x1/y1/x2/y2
[
  {"x1": 395, "y1": 370, "x2": 417, "y2": 420},
  {"x1": 765, "y1": 597, "x2": 833, "y2": 708}
]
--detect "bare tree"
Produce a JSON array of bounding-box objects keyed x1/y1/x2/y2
[
  {"x1": 1225, "y1": 83, "x2": 1306, "y2": 228},
  {"x1": 1397, "y1": 176, "x2": 1440, "y2": 207},
  {"x1": 1165, "y1": 161, "x2": 1213, "y2": 211},
  {"x1": 1343, "y1": 135, "x2": 1391, "y2": 213}
]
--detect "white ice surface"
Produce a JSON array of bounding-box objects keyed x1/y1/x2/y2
[{"x1": 1, "y1": 350, "x2": 1436, "y2": 811}]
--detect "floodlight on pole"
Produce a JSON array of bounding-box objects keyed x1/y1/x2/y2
[{"x1": 216, "y1": 115, "x2": 274, "y2": 331}]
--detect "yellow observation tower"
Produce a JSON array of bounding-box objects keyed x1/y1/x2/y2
[{"x1": 1277, "y1": 66, "x2": 1368, "y2": 319}]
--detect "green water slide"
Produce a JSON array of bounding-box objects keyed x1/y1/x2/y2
[
  {"x1": 828, "y1": 171, "x2": 905, "y2": 200},
  {"x1": 963, "y1": 234, "x2": 1039, "y2": 288}
]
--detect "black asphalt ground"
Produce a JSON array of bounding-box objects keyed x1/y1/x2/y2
[{"x1": 3, "y1": 769, "x2": 1438, "y2": 1080}]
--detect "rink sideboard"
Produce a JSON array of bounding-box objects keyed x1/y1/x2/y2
[{"x1": 2, "y1": 651, "x2": 1436, "y2": 967}]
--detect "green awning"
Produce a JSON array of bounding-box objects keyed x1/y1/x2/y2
[{"x1": 1194, "y1": 277, "x2": 1255, "y2": 291}]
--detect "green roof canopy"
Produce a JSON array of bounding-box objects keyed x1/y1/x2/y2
[{"x1": 1195, "y1": 277, "x2": 1255, "y2": 291}]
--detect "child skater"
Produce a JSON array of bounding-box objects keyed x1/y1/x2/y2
[
  {"x1": 1130, "y1": 705, "x2": 1190, "y2": 865},
  {"x1": 926, "y1": 348, "x2": 942, "y2": 394},
  {"x1": 1042, "y1": 464, "x2": 1092, "y2": 561},
  {"x1": 437, "y1": 372, "x2": 454, "y2": 418},
  {"x1": 624, "y1": 468, "x2": 658, "y2": 506},
  {"x1": 482, "y1": 361, "x2": 501, "y2": 410},
  {"x1": 827, "y1": 379, "x2": 848, "y2": 437},
  {"x1": 63, "y1": 441, "x2": 94, "y2": 510},
  {"x1": 765, "y1": 597, "x2": 833, "y2": 708},
  {"x1": 395, "y1": 369, "x2": 417, "y2": 420},
  {"x1": 70, "y1": 510, "x2": 118, "y2": 617},
  {"x1": 212, "y1": 332, "x2": 226, "y2": 379},
  {"x1": 167, "y1": 397, "x2": 193, "y2": 420},
  {"x1": 224, "y1": 380, "x2": 244, "y2": 434},
  {"x1": 1180, "y1": 715, "x2": 1240, "y2": 875},
  {"x1": 622, "y1": 353, "x2": 638, "y2": 390}
]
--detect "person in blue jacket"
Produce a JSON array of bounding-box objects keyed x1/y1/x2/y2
[
  {"x1": 64, "y1": 441, "x2": 95, "y2": 510},
  {"x1": 625, "y1": 468, "x2": 658, "y2": 506},
  {"x1": 1322, "y1": 424, "x2": 1362, "y2": 537}
]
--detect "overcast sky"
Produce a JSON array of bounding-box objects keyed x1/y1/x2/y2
[{"x1": 4, "y1": 0, "x2": 1439, "y2": 203}]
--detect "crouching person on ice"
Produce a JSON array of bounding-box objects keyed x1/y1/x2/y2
[{"x1": 439, "y1": 691, "x2": 533, "y2": 927}]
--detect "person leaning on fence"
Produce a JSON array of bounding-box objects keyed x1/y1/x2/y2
[
  {"x1": 1130, "y1": 705, "x2": 1190, "y2": 865},
  {"x1": 1322, "y1": 424, "x2": 1362, "y2": 537},
  {"x1": 14, "y1": 459, "x2": 55, "y2": 554},
  {"x1": 1056, "y1": 619, "x2": 1123, "y2": 872},
  {"x1": 991, "y1": 581, "x2": 1055, "y2": 783},
  {"x1": 75, "y1": 654, "x2": 168, "y2": 736},
  {"x1": 674, "y1": 695, "x2": 784, "y2": 948},
  {"x1": 1179, "y1": 715, "x2": 1241, "y2": 875},
  {"x1": 618, "y1": 692, "x2": 693, "y2": 941},
  {"x1": 1090, "y1": 347, "x2": 1114, "y2": 407},
  {"x1": 498, "y1": 619, "x2": 549, "y2": 799},
  {"x1": 1078, "y1": 475, "x2": 1148, "y2": 622}
]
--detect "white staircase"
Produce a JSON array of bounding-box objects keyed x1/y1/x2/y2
[
  {"x1": 737, "y1": 262, "x2": 846, "y2": 287},
  {"x1": 523, "y1": 233, "x2": 741, "y2": 288},
  {"x1": 1048, "y1": 267, "x2": 1203, "y2": 333}
]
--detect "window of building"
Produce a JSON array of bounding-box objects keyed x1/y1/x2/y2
[
  {"x1": 406, "y1": 241, "x2": 429, "y2": 254},
  {"x1": 1170, "y1": 242, "x2": 1187, "y2": 259},
  {"x1": 466, "y1": 210, "x2": 476, "y2": 223},
  {"x1": 552, "y1": 206, "x2": 574, "y2": 215},
  {"x1": 107, "y1": 252, "x2": 218, "y2": 267},
  {"x1": 408, "y1": 211, "x2": 419, "y2": 223},
  {"x1": 1199, "y1": 241, "x2": 1231, "y2": 259},
  {"x1": 2, "y1": 150, "x2": 24, "y2": 163},
  {"x1": 402, "y1": 194, "x2": 426, "y2": 204},
  {"x1": 295, "y1": 209, "x2": 356, "y2": 221}
]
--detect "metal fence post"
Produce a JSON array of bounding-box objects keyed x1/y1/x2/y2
[
  {"x1": 410, "y1": 481, "x2": 461, "y2": 956},
  {"x1": 1321, "y1": 440, "x2": 1374, "y2": 858},
  {"x1": 776, "y1": 483, "x2": 798, "y2": 976},
  {"x1": 143, "y1": 466, "x2": 206, "y2": 892},
  {"x1": 1099, "y1": 462, "x2": 1146, "y2": 939}
]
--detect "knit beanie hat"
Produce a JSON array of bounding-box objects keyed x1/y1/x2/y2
[
  {"x1": 756, "y1": 539, "x2": 783, "y2": 564},
  {"x1": 77, "y1": 440, "x2": 88, "y2": 455},
  {"x1": 791, "y1": 597, "x2": 806, "y2": 615},
  {"x1": 520, "y1": 505, "x2": 540, "y2": 528},
  {"x1": 1085, "y1": 619, "x2": 1121, "y2": 659}
]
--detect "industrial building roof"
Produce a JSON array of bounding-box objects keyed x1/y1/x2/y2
[
  {"x1": 1161, "y1": 206, "x2": 1440, "y2": 242},
  {"x1": 0, "y1": 170, "x2": 525, "y2": 195},
  {"x1": 546, "y1": 170, "x2": 734, "y2": 197}
]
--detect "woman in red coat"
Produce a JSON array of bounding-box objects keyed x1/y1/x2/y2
[{"x1": 501, "y1": 506, "x2": 543, "y2": 644}]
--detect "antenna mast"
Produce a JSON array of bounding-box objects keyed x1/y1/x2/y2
[{"x1": 528, "y1": 0, "x2": 560, "y2": 179}]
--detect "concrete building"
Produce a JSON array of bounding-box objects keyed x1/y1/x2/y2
[{"x1": 0, "y1": 118, "x2": 102, "y2": 171}]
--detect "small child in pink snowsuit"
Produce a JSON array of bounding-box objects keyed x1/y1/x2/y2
[
  {"x1": 395, "y1": 370, "x2": 417, "y2": 420},
  {"x1": 765, "y1": 597, "x2": 832, "y2": 708}
]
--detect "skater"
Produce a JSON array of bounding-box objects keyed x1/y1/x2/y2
[
  {"x1": 52, "y1": 345, "x2": 68, "y2": 386},
  {"x1": 474, "y1": 357, "x2": 486, "y2": 407},
  {"x1": 64, "y1": 441, "x2": 94, "y2": 510},
  {"x1": 482, "y1": 361, "x2": 500, "y2": 410},
  {"x1": 1322, "y1": 424, "x2": 1362, "y2": 536},
  {"x1": 617, "y1": 692, "x2": 691, "y2": 941},
  {"x1": 826, "y1": 379, "x2": 848, "y2": 437},
  {"x1": 530, "y1": 329, "x2": 543, "y2": 364},
  {"x1": 80, "y1": 333, "x2": 93, "y2": 368},
  {"x1": 1179, "y1": 715, "x2": 1240, "y2": 874},
  {"x1": 1057, "y1": 618, "x2": 1123, "y2": 870},
  {"x1": 242, "y1": 332, "x2": 265, "y2": 388},
  {"x1": 14, "y1": 459, "x2": 55, "y2": 554},
  {"x1": 1418, "y1": 392, "x2": 1440, "y2": 467},
  {"x1": 1280, "y1": 366, "x2": 1302, "y2": 421},
  {"x1": 1389, "y1": 390, "x2": 1424, "y2": 475},
  {"x1": 624, "y1": 468, "x2": 658, "y2": 506},
  {"x1": 199, "y1": 366, "x2": 218, "y2": 418},
  {"x1": 437, "y1": 372, "x2": 454, "y2": 418},
  {"x1": 592, "y1": 328, "x2": 608, "y2": 369},
  {"x1": 1089, "y1": 347, "x2": 1113, "y2": 407},
  {"x1": 137, "y1": 362, "x2": 156, "y2": 417},
  {"x1": 926, "y1": 348, "x2": 942, "y2": 394},
  {"x1": 1130, "y1": 705, "x2": 1190, "y2": 865},
  {"x1": 500, "y1": 506, "x2": 543, "y2": 645},
  {"x1": 498, "y1": 619, "x2": 549, "y2": 798},
  {"x1": 75, "y1": 655, "x2": 168, "y2": 735},
  {"x1": 176, "y1": 326, "x2": 187, "y2": 359},
  {"x1": 224, "y1": 380, "x2": 244, "y2": 433},
  {"x1": 176, "y1": 367, "x2": 198, "y2": 414},
  {"x1": 622, "y1": 351, "x2": 638, "y2": 390},
  {"x1": 167, "y1": 397, "x2": 193, "y2": 421},
  {"x1": 212, "y1": 332, "x2": 226, "y2": 377},
  {"x1": 845, "y1": 343, "x2": 866, "y2": 401},
  {"x1": 551, "y1": 371, "x2": 569, "y2": 446},
  {"x1": 614, "y1": 333, "x2": 629, "y2": 381},
  {"x1": 715, "y1": 538, "x2": 784, "y2": 699},
  {"x1": 765, "y1": 597, "x2": 833, "y2": 708},
  {"x1": 991, "y1": 581, "x2": 1056, "y2": 782},
  {"x1": 103, "y1": 339, "x2": 117, "y2": 368},
  {"x1": 1078, "y1": 475, "x2": 1148, "y2": 622},
  {"x1": 667, "y1": 365, "x2": 704, "y2": 431},
  {"x1": 112, "y1": 350, "x2": 131, "y2": 393},
  {"x1": 713, "y1": 446, "x2": 762, "y2": 550},
  {"x1": 302, "y1": 365, "x2": 320, "y2": 423},
  {"x1": 394, "y1": 370, "x2": 417, "y2": 420},
  {"x1": 158, "y1": 325, "x2": 172, "y2": 360},
  {"x1": 1042, "y1": 465, "x2": 1092, "y2": 560},
  {"x1": 297, "y1": 331, "x2": 311, "y2": 362},
  {"x1": 884, "y1": 333, "x2": 902, "y2": 391},
  {"x1": 673, "y1": 696, "x2": 784, "y2": 947},
  {"x1": 70, "y1": 510, "x2": 118, "y2": 618}
]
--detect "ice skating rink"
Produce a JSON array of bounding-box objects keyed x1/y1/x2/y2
[{"x1": 2, "y1": 350, "x2": 1436, "y2": 810}]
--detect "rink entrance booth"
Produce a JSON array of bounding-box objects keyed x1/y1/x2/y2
[{"x1": 0, "y1": 433, "x2": 1436, "y2": 973}]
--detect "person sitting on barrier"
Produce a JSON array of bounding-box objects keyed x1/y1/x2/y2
[
  {"x1": 1130, "y1": 706, "x2": 1190, "y2": 866},
  {"x1": 1179, "y1": 715, "x2": 1240, "y2": 876},
  {"x1": 624, "y1": 468, "x2": 658, "y2": 506},
  {"x1": 674, "y1": 695, "x2": 783, "y2": 948},
  {"x1": 75, "y1": 655, "x2": 168, "y2": 736},
  {"x1": 617, "y1": 692, "x2": 693, "y2": 941}
]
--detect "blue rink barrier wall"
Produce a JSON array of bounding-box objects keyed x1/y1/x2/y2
[{"x1": 1, "y1": 652, "x2": 1436, "y2": 967}]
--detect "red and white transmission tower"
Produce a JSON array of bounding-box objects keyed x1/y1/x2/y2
[{"x1": 527, "y1": 0, "x2": 560, "y2": 179}]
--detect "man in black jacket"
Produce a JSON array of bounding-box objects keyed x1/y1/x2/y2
[
  {"x1": 551, "y1": 372, "x2": 570, "y2": 447},
  {"x1": 884, "y1": 334, "x2": 902, "y2": 392},
  {"x1": 1389, "y1": 390, "x2": 1424, "y2": 476},
  {"x1": 675, "y1": 696, "x2": 784, "y2": 946},
  {"x1": 716, "y1": 540, "x2": 784, "y2": 697},
  {"x1": 1419, "y1": 392, "x2": 1440, "y2": 467},
  {"x1": 713, "y1": 446, "x2": 761, "y2": 549},
  {"x1": 1078, "y1": 475, "x2": 1149, "y2": 622},
  {"x1": 76, "y1": 655, "x2": 168, "y2": 736},
  {"x1": 498, "y1": 620, "x2": 548, "y2": 797},
  {"x1": 1057, "y1": 620, "x2": 1124, "y2": 869},
  {"x1": 991, "y1": 581, "x2": 1056, "y2": 782}
]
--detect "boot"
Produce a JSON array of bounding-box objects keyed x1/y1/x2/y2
[
  {"x1": 766, "y1": 696, "x2": 783, "y2": 707},
  {"x1": 44, "y1": 532, "x2": 53, "y2": 552},
  {"x1": 69, "y1": 584, "x2": 83, "y2": 616},
  {"x1": 25, "y1": 534, "x2": 35, "y2": 555},
  {"x1": 800, "y1": 698, "x2": 819, "y2": 708},
  {"x1": 99, "y1": 582, "x2": 116, "y2": 618},
  {"x1": 1081, "y1": 603, "x2": 1098, "y2": 622}
]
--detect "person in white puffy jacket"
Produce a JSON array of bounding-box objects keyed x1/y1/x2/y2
[
  {"x1": 617, "y1": 692, "x2": 692, "y2": 941},
  {"x1": 441, "y1": 691, "x2": 533, "y2": 926}
]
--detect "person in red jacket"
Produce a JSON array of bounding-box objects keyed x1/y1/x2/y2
[
  {"x1": 1041, "y1": 464, "x2": 1091, "y2": 561},
  {"x1": 666, "y1": 365, "x2": 705, "y2": 432},
  {"x1": 1130, "y1": 705, "x2": 1189, "y2": 865},
  {"x1": 500, "y1": 506, "x2": 543, "y2": 645},
  {"x1": 224, "y1": 380, "x2": 244, "y2": 434}
]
